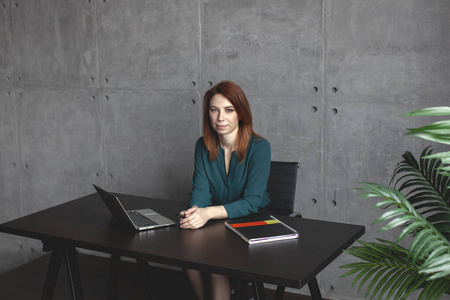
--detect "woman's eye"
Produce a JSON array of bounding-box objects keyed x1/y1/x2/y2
[
  {"x1": 210, "y1": 109, "x2": 217, "y2": 112},
  {"x1": 226, "y1": 109, "x2": 234, "y2": 113}
]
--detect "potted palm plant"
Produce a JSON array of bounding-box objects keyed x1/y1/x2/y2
[{"x1": 340, "y1": 107, "x2": 450, "y2": 299}]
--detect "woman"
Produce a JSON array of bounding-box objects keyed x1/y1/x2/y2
[{"x1": 178, "y1": 80, "x2": 271, "y2": 300}]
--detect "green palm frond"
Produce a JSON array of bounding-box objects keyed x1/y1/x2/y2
[
  {"x1": 389, "y1": 147, "x2": 450, "y2": 239},
  {"x1": 342, "y1": 183, "x2": 450, "y2": 299},
  {"x1": 402, "y1": 107, "x2": 450, "y2": 172},
  {"x1": 341, "y1": 239, "x2": 450, "y2": 300},
  {"x1": 357, "y1": 183, "x2": 450, "y2": 267},
  {"x1": 401, "y1": 106, "x2": 450, "y2": 117},
  {"x1": 422, "y1": 152, "x2": 450, "y2": 160}
]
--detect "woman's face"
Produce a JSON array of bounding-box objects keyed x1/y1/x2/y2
[{"x1": 209, "y1": 94, "x2": 239, "y2": 139}]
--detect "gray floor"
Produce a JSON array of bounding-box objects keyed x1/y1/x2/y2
[
  {"x1": 0, "y1": 253, "x2": 313, "y2": 299},
  {"x1": 0, "y1": 253, "x2": 195, "y2": 300}
]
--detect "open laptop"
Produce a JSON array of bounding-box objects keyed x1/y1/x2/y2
[{"x1": 93, "y1": 185, "x2": 175, "y2": 231}]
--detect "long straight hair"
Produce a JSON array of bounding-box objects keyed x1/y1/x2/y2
[{"x1": 202, "y1": 81, "x2": 256, "y2": 164}]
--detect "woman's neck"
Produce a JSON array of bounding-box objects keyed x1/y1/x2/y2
[{"x1": 218, "y1": 132, "x2": 237, "y2": 152}]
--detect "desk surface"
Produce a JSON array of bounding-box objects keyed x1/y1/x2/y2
[{"x1": 0, "y1": 193, "x2": 364, "y2": 289}]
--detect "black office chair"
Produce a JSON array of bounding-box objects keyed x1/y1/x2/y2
[
  {"x1": 233, "y1": 161, "x2": 301, "y2": 300},
  {"x1": 266, "y1": 161, "x2": 301, "y2": 217}
]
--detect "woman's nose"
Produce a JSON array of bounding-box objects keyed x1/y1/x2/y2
[{"x1": 217, "y1": 111, "x2": 224, "y2": 121}]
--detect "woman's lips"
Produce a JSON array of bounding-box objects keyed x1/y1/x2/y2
[{"x1": 216, "y1": 125, "x2": 227, "y2": 130}]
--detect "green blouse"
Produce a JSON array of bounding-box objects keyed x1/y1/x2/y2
[{"x1": 188, "y1": 135, "x2": 271, "y2": 219}]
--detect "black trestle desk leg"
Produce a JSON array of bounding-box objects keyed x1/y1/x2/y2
[
  {"x1": 251, "y1": 282, "x2": 266, "y2": 300},
  {"x1": 274, "y1": 285, "x2": 285, "y2": 300},
  {"x1": 41, "y1": 243, "x2": 84, "y2": 300},
  {"x1": 234, "y1": 280, "x2": 248, "y2": 300},
  {"x1": 137, "y1": 259, "x2": 157, "y2": 299},
  {"x1": 108, "y1": 254, "x2": 120, "y2": 300},
  {"x1": 308, "y1": 277, "x2": 323, "y2": 300},
  {"x1": 41, "y1": 243, "x2": 64, "y2": 300},
  {"x1": 64, "y1": 245, "x2": 84, "y2": 300}
]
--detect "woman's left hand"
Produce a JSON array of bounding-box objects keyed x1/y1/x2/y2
[{"x1": 180, "y1": 206, "x2": 210, "y2": 229}]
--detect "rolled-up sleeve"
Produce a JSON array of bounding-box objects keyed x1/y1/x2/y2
[{"x1": 188, "y1": 138, "x2": 212, "y2": 208}]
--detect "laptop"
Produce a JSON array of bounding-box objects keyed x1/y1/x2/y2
[{"x1": 93, "y1": 185, "x2": 175, "y2": 231}]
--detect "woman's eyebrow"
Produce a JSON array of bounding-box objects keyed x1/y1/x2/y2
[{"x1": 209, "y1": 105, "x2": 234, "y2": 109}]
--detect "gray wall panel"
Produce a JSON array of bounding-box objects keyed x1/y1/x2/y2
[
  {"x1": 0, "y1": 235, "x2": 27, "y2": 276},
  {"x1": 11, "y1": 0, "x2": 97, "y2": 87},
  {"x1": 0, "y1": 1, "x2": 12, "y2": 86},
  {"x1": 103, "y1": 90, "x2": 199, "y2": 201},
  {"x1": 202, "y1": 0, "x2": 323, "y2": 96},
  {"x1": 17, "y1": 89, "x2": 102, "y2": 214},
  {"x1": 97, "y1": 0, "x2": 200, "y2": 90},
  {"x1": 326, "y1": 47, "x2": 450, "y2": 103},
  {"x1": 250, "y1": 96, "x2": 323, "y2": 218},
  {"x1": 321, "y1": 100, "x2": 442, "y2": 222},
  {"x1": 326, "y1": 0, "x2": 450, "y2": 101},
  {"x1": 0, "y1": 91, "x2": 27, "y2": 275},
  {"x1": 328, "y1": 0, "x2": 450, "y2": 49},
  {"x1": 0, "y1": 91, "x2": 20, "y2": 221}
]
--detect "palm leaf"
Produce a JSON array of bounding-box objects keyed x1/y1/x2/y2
[
  {"x1": 403, "y1": 107, "x2": 450, "y2": 169},
  {"x1": 359, "y1": 183, "x2": 450, "y2": 266},
  {"x1": 401, "y1": 107, "x2": 450, "y2": 116},
  {"x1": 405, "y1": 120, "x2": 450, "y2": 135},
  {"x1": 408, "y1": 132, "x2": 450, "y2": 146},
  {"x1": 424, "y1": 151, "x2": 450, "y2": 165},
  {"x1": 340, "y1": 239, "x2": 449, "y2": 300},
  {"x1": 345, "y1": 183, "x2": 450, "y2": 299},
  {"x1": 390, "y1": 147, "x2": 450, "y2": 235}
]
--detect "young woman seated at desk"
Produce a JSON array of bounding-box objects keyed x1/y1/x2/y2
[{"x1": 178, "y1": 80, "x2": 271, "y2": 300}]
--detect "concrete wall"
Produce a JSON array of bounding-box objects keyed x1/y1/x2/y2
[{"x1": 1, "y1": 0, "x2": 449, "y2": 299}]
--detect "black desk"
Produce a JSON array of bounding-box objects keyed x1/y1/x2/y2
[{"x1": 0, "y1": 193, "x2": 364, "y2": 300}]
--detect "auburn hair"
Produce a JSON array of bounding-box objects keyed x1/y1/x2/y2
[{"x1": 202, "y1": 81, "x2": 257, "y2": 164}]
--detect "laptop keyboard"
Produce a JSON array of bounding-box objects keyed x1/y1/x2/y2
[{"x1": 127, "y1": 211, "x2": 158, "y2": 227}]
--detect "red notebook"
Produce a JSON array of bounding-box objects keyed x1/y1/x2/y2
[{"x1": 225, "y1": 215, "x2": 299, "y2": 244}]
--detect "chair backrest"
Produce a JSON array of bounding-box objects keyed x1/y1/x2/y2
[{"x1": 266, "y1": 161, "x2": 299, "y2": 216}]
